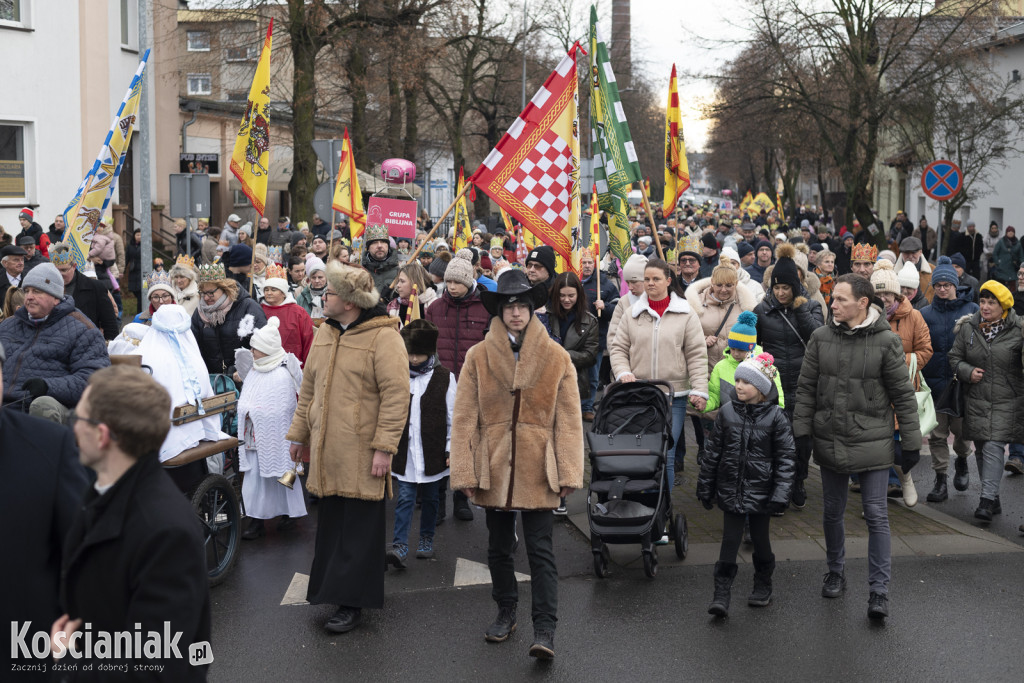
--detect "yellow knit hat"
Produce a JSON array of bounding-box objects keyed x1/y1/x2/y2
[{"x1": 979, "y1": 280, "x2": 1014, "y2": 316}]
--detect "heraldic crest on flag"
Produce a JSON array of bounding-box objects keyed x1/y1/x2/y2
[
  {"x1": 231, "y1": 19, "x2": 274, "y2": 216},
  {"x1": 62, "y1": 49, "x2": 150, "y2": 268},
  {"x1": 470, "y1": 45, "x2": 583, "y2": 274}
]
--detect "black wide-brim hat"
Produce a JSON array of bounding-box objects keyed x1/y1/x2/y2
[{"x1": 480, "y1": 269, "x2": 548, "y2": 317}]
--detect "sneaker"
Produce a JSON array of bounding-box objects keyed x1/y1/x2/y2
[
  {"x1": 484, "y1": 602, "x2": 517, "y2": 642},
  {"x1": 821, "y1": 571, "x2": 846, "y2": 598},
  {"x1": 673, "y1": 472, "x2": 684, "y2": 487},
  {"x1": 529, "y1": 630, "x2": 555, "y2": 659},
  {"x1": 553, "y1": 499, "x2": 567, "y2": 516},
  {"x1": 791, "y1": 481, "x2": 806, "y2": 509},
  {"x1": 867, "y1": 592, "x2": 889, "y2": 620},
  {"x1": 416, "y1": 536, "x2": 434, "y2": 559},
  {"x1": 655, "y1": 534, "x2": 670, "y2": 545},
  {"x1": 953, "y1": 457, "x2": 970, "y2": 491},
  {"x1": 386, "y1": 543, "x2": 408, "y2": 569},
  {"x1": 1005, "y1": 457, "x2": 1024, "y2": 476}
]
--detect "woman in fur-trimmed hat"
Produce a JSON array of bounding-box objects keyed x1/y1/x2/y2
[
  {"x1": 286, "y1": 260, "x2": 409, "y2": 634},
  {"x1": 169, "y1": 255, "x2": 201, "y2": 315}
]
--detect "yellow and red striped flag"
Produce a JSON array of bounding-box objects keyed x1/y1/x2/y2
[
  {"x1": 589, "y1": 186, "x2": 600, "y2": 256},
  {"x1": 332, "y1": 127, "x2": 366, "y2": 238},
  {"x1": 776, "y1": 192, "x2": 786, "y2": 222},
  {"x1": 230, "y1": 19, "x2": 273, "y2": 216},
  {"x1": 663, "y1": 64, "x2": 690, "y2": 214}
]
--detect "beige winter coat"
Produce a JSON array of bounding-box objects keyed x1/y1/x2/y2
[
  {"x1": 607, "y1": 292, "x2": 641, "y2": 348},
  {"x1": 450, "y1": 315, "x2": 584, "y2": 510},
  {"x1": 608, "y1": 291, "x2": 710, "y2": 399},
  {"x1": 285, "y1": 312, "x2": 410, "y2": 500},
  {"x1": 684, "y1": 278, "x2": 756, "y2": 376}
]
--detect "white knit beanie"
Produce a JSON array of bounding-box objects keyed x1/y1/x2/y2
[
  {"x1": 250, "y1": 317, "x2": 283, "y2": 356},
  {"x1": 622, "y1": 254, "x2": 649, "y2": 282},
  {"x1": 897, "y1": 261, "x2": 920, "y2": 288}
]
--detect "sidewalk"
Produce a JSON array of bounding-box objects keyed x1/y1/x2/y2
[{"x1": 569, "y1": 424, "x2": 1022, "y2": 568}]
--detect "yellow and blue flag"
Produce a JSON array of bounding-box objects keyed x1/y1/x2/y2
[{"x1": 61, "y1": 50, "x2": 150, "y2": 267}]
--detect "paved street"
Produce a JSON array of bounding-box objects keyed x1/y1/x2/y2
[{"x1": 208, "y1": 431, "x2": 1024, "y2": 681}]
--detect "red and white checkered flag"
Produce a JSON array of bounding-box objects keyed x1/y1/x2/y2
[{"x1": 470, "y1": 45, "x2": 583, "y2": 275}]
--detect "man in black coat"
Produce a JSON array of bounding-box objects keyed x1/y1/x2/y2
[
  {"x1": 52, "y1": 248, "x2": 120, "y2": 340},
  {"x1": 1, "y1": 344, "x2": 89, "y2": 678},
  {"x1": 54, "y1": 366, "x2": 211, "y2": 681},
  {"x1": 19, "y1": 234, "x2": 47, "y2": 274},
  {"x1": 578, "y1": 251, "x2": 619, "y2": 420}
]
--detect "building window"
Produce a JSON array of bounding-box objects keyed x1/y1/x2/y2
[
  {"x1": 225, "y1": 45, "x2": 257, "y2": 62},
  {"x1": 187, "y1": 31, "x2": 211, "y2": 52},
  {"x1": 233, "y1": 190, "x2": 251, "y2": 208},
  {"x1": 0, "y1": 123, "x2": 27, "y2": 200},
  {"x1": 226, "y1": 90, "x2": 248, "y2": 102},
  {"x1": 187, "y1": 73, "x2": 212, "y2": 96},
  {"x1": 0, "y1": 0, "x2": 21, "y2": 23}
]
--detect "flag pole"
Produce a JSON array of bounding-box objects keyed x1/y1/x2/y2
[
  {"x1": 248, "y1": 236, "x2": 257, "y2": 297},
  {"x1": 389, "y1": 180, "x2": 473, "y2": 288},
  {"x1": 641, "y1": 191, "x2": 666, "y2": 261},
  {"x1": 328, "y1": 209, "x2": 336, "y2": 261}
]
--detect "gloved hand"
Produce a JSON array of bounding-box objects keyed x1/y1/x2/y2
[
  {"x1": 767, "y1": 501, "x2": 787, "y2": 515},
  {"x1": 900, "y1": 449, "x2": 921, "y2": 473},
  {"x1": 699, "y1": 497, "x2": 714, "y2": 511},
  {"x1": 22, "y1": 378, "x2": 48, "y2": 399},
  {"x1": 796, "y1": 435, "x2": 813, "y2": 463}
]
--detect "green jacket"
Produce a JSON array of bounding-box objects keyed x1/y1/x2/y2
[
  {"x1": 704, "y1": 345, "x2": 785, "y2": 413},
  {"x1": 793, "y1": 306, "x2": 921, "y2": 474},
  {"x1": 948, "y1": 309, "x2": 1024, "y2": 443}
]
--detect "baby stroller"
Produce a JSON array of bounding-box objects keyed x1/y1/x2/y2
[{"x1": 587, "y1": 380, "x2": 688, "y2": 578}]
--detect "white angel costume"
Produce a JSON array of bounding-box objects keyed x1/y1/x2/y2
[
  {"x1": 133, "y1": 304, "x2": 231, "y2": 468},
  {"x1": 236, "y1": 325, "x2": 307, "y2": 520}
]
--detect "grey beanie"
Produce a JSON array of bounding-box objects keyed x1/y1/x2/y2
[
  {"x1": 427, "y1": 255, "x2": 448, "y2": 279},
  {"x1": 22, "y1": 262, "x2": 65, "y2": 300}
]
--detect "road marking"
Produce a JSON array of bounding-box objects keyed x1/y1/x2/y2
[
  {"x1": 454, "y1": 557, "x2": 529, "y2": 587},
  {"x1": 281, "y1": 572, "x2": 309, "y2": 606}
]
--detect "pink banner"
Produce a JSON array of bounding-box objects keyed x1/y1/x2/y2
[{"x1": 366, "y1": 196, "x2": 418, "y2": 240}]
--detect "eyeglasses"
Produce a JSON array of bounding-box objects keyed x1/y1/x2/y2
[
  {"x1": 150, "y1": 292, "x2": 174, "y2": 302},
  {"x1": 322, "y1": 290, "x2": 337, "y2": 299},
  {"x1": 933, "y1": 282, "x2": 955, "y2": 289},
  {"x1": 200, "y1": 289, "x2": 221, "y2": 299},
  {"x1": 678, "y1": 257, "x2": 698, "y2": 265}
]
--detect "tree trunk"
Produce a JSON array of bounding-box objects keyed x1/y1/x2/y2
[
  {"x1": 403, "y1": 80, "x2": 418, "y2": 161},
  {"x1": 288, "y1": 22, "x2": 320, "y2": 226},
  {"x1": 347, "y1": 35, "x2": 370, "y2": 169},
  {"x1": 387, "y1": 57, "x2": 403, "y2": 157}
]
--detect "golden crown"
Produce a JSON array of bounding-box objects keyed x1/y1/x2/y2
[
  {"x1": 265, "y1": 262, "x2": 287, "y2": 280},
  {"x1": 175, "y1": 254, "x2": 196, "y2": 270},
  {"x1": 49, "y1": 241, "x2": 75, "y2": 266},
  {"x1": 197, "y1": 263, "x2": 226, "y2": 282}
]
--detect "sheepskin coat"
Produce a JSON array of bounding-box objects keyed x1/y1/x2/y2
[
  {"x1": 450, "y1": 315, "x2": 584, "y2": 510},
  {"x1": 685, "y1": 278, "x2": 756, "y2": 376},
  {"x1": 285, "y1": 307, "x2": 410, "y2": 500},
  {"x1": 608, "y1": 291, "x2": 710, "y2": 399}
]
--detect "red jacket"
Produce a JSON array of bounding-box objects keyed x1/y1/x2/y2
[
  {"x1": 424, "y1": 287, "x2": 490, "y2": 379},
  {"x1": 261, "y1": 302, "x2": 314, "y2": 365}
]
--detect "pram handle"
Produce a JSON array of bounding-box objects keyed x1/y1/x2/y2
[{"x1": 605, "y1": 378, "x2": 676, "y2": 396}]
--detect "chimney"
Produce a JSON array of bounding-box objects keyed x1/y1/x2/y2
[{"x1": 610, "y1": 0, "x2": 632, "y2": 91}]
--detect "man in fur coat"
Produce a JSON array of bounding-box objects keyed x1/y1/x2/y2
[
  {"x1": 450, "y1": 269, "x2": 584, "y2": 660},
  {"x1": 287, "y1": 261, "x2": 409, "y2": 634}
]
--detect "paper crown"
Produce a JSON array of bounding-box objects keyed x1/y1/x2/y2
[
  {"x1": 268, "y1": 245, "x2": 284, "y2": 265},
  {"x1": 49, "y1": 241, "x2": 75, "y2": 266},
  {"x1": 197, "y1": 263, "x2": 226, "y2": 282},
  {"x1": 265, "y1": 262, "x2": 287, "y2": 280},
  {"x1": 851, "y1": 242, "x2": 878, "y2": 263},
  {"x1": 365, "y1": 223, "x2": 390, "y2": 243},
  {"x1": 679, "y1": 234, "x2": 702, "y2": 257},
  {"x1": 175, "y1": 254, "x2": 196, "y2": 270},
  {"x1": 147, "y1": 270, "x2": 172, "y2": 288},
  {"x1": 490, "y1": 237, "x2": 504, "y2": 250}
]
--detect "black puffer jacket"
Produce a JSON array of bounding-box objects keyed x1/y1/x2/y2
[
  {"x1": 696, "y1": 398, "x2": 796, "y2": 514},
  {"x1": 753, "y1": 290, "x2": 823, "y2": 396},
  {"x1": 361, "y1": 248, "x2": 400, "y2": 298},
  {"x1": 190, "y1": 290, "x2": 267, "y2": 374}
]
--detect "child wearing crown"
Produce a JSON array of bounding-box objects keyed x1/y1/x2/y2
[
  {"x1": 170, "y1": 254, "x2": 201, "y2": 315},
  {"x1": 260, "y1": 262, "x2": 313, "y2": 365},
  {"x1": 696, "y1": 352, "x2": 796, "y2": 618}
]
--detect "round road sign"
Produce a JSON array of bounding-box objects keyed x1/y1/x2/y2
[{"x1": 921, "y1": 160, "x2": 963, "y2": 202}]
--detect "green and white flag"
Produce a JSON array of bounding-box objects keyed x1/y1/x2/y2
[{"x1": 589, "y1": 4, "x2": 641, "y2": 265}]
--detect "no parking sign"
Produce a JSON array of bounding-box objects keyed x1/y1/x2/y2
[{"x1": 921, "y1": 160, "x2": 963, "y2": 201}]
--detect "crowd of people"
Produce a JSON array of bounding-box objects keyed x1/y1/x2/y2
[{"x1": 4, "y1": 196, "x2": 1024, "y2": 674}]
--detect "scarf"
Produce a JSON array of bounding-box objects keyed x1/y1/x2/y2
[
  {"x1": 410, "y1": 356, "x2": 435, "y2": 378},
  {"x1": 254, "y1": 348, "x2": 286, "y2": 372},
  {"x1": 309, "y1": 284, "x2": 326, "y2": 312},
  {"x1": 885, "y1": 300, "x2": 899, "y2": 320},
  {"x1": 979, "y1": 317, "x2": 1006, "y2": 343},
  {"x1": 198, "y1": 292, "x2": 232, "y2": 326},
  {"x1": 152, "y1": 308, "x2": 205, "y2": 412}
]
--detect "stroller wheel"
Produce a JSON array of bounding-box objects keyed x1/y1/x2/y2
[
  {"x1": 643, "y1": 549, "x2": 658, "y2": 578},
  {"x1": 593, "y1": 545, "x2": 610, "y2": 579},
  {"x1": 674, "y1": 514, "x2": 688, "y2": 560}
]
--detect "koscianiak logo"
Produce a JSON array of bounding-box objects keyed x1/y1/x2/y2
[{"x1": 10, "y1": 622, "x2": 212, "y2": 674}]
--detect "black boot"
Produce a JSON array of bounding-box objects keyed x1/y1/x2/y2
[
  {"x1": 953, "y1": 457, "x2": 970, "y2": 491},
  {"x1": 926, "y1": 473, "x2": 948, "y2": 503},
  {"x1": 707, "y1": 562, "x2": 738, "y2": 617},
  {"x1": 748, "y1": 554, "x2": 775, "y2": 607},
  {"x1": 453, "y1": 490, "x2": 474, "y2": 521},
  {"x1": 242, "y1": 518, "x2": 265, "y2": 540},
  {"x1": 484, "y1": 601, "x2": 517, "y2": 642},
  {"x1": 974, "y1": 497, "x2": 996, "y2": 522}
]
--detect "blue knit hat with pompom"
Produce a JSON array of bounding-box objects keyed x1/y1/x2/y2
[
  {"x1": 728, "y1": 311, "x2": 758, "y2": 351},
  {"x1": 931, "y1": 255, "x2": 958, "y2": 287}
]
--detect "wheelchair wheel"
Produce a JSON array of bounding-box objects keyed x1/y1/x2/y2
[{"x1": 191, "y1": 474, "x2": 241, "y2": 586}]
